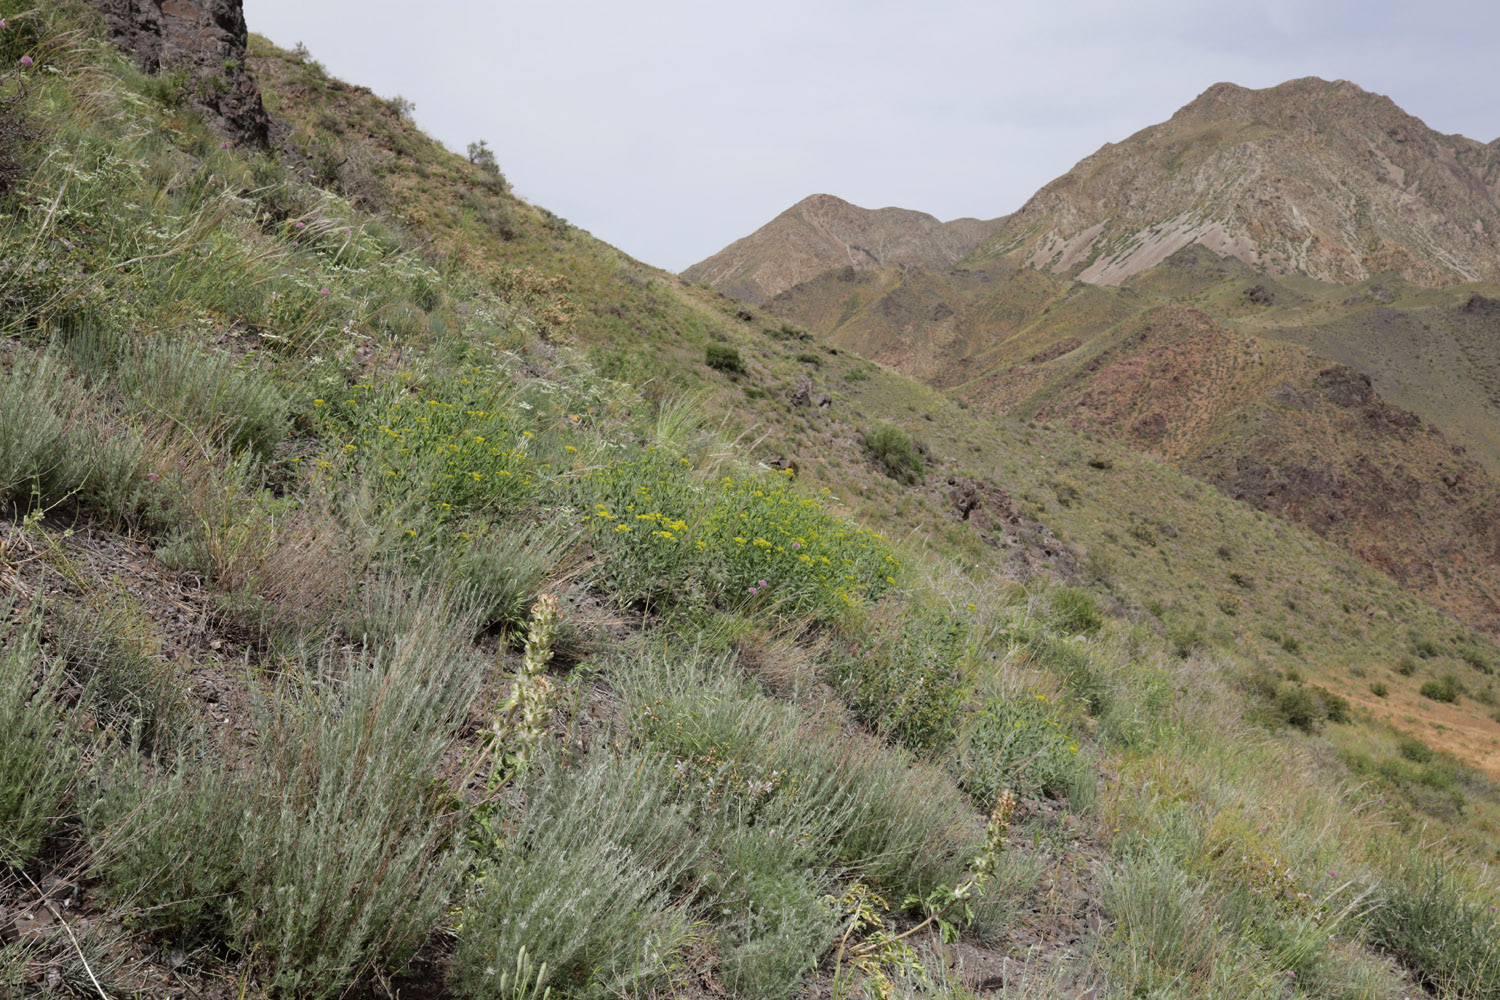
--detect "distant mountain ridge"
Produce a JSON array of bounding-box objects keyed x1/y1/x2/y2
[
  {"x1": 682, "y1": 193, "x2": 1002, "y2": 303},
  {"x1": 689, "y1": 78, "x2": 1500, "y2": 293},
  {"x1": 977, "y1": 77, "x2": 1500, "y2": 286}
]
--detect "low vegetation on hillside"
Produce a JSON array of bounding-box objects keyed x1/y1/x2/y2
[{"x1": 1, "y1": 5, "x2": 1499, "y2": 999}]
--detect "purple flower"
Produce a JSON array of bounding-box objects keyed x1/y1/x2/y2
[
  {"x1": 318, "y1": 287, "x2": 330, "y2": 295},
  {"x1": 748, "y1": 587, "x2": 758, "y2": 596},
  {"x1": 291, "y1": 241, "x2": 299, "y2": 247},
  {"x1": 19, "y1": 55, "x2": 33, "y2": 67},
  {"x1": 1, "y1": 20, "x2": 9, "y2": 30},
  {"x1": 758, "y1": 579, "x2": 767, "y2": 588},
  {"x1": 295, "y1": 221, "x2": 306, "y2": 229},
  {"x1": 220, "y1": 141, "x2": 229, "y2": 149},
  {"x1": 791, "y1": 541, "x2": 801, "y2": 549}
]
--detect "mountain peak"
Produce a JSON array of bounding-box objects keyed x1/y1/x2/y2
[
  {"x1": 683, "y1": 195, "x2": 1003, "y2": 303},
  {"x1": 979, "y1": 77, "x2": 1500, "y2": 286}
]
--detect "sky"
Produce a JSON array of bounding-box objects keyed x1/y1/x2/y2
[{"x1": 242, "y1": 0, "x2": 1500, "y2": 273}]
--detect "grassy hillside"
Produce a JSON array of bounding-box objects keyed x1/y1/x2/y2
[
  {"x1": 3, "y1": 6, "x2": 1500, "y2": 999},
  {"x1": 763, "y1": 245, "x2": 1500, "y2": 644}
]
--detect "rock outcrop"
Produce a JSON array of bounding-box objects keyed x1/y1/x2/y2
[{"x1": 85, "y1": 0, "x2": 271, "y2": 145}]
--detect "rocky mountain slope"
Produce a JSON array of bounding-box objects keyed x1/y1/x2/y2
[
  {"x1": 976, "y1": 77, "x2": 1500, "y2": 286},
  {"x1": 693, "y1": 81, "x2": 1500, "y2": 639},
  {"x1": 682, "y1": 192, "x2": 1002, "y2": 303}
]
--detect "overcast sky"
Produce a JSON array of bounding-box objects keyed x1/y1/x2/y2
[{"x1": 243, "y1": 0, "x2": 1500, "y2": 273}]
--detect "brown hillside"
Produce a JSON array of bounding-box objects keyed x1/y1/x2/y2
[
  {"x1": 977, "y1": 77, "x2": 1500, "y2": 286},
  {"x1": 682, "y1": 193, "x2": 1002, "y2": 303}
]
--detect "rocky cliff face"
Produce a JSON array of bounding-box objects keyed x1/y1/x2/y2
[
  {"x1": 976, "y1": 78, "x2": 1500, "y2": 286},
  {"x1": 683, "y1": 193, "x2": 1003, "y2": 304},
  {"x1": 85, "y1": 0, "x2": 271, "y2": 145}
]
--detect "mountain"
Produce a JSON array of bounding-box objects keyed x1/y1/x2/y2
[
  {"x1": 976, "y1": 77, "x2": 1500, "y2": 286},
  {"x1": 5, "y1": 11, "x2": 1500, "y2": 1000},
  {"x1": 682, "y1": 192, "x2": 1002, "y2": 303},
  {"x1": 692, "y1": 80, "x2": 1500, "y2": 638}
]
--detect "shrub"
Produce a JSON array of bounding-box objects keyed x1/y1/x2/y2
[
  {"x1": 0, "y1": 85, "x2": 39, "y2": 197},
  {"x1": 0, "y1": 614, "x2": 75, "y2": 867},
  {"x1": 93, "y1": 607, "x2": 482, "y2": 997},
  {"x1": 1396, "y1": 656, "x2": 1417, "y2": 676},
  {"x1": 830, "y1": 613, "x2": 970, "y2": 754},
  {"x1": 1367, "y1": 861, "x2": 1500, "y2": 995},
  {"x1": 577, "y1": 451, "x2": 897, "y2": 618},
  {"x1": 1370, "y1": 681, "x2": 1389, "y2": 698},
  {"x1": 1397, "y1": 737, "x2": 1433, "y2": 764},
  {"x1": 450, "y1": 521, "x2": 573, "y2": 634},
  {"x1": 706, "y1": 343, "x2": 745, "y2": 374},
  {"x1": 120, "y1": 339, "x2": 290, "y2": 460},
  {"x1": 54, "y1": 586, "x2": 186, "y2": 750},
  {"x1": 1459, "y1": 646, "x2": 1494, "y2": 675},
  {"x1": 618, "y1": 648, "x2": 977, "y2": 900},
  {"x1": 958, "y1": 693, "x2": 1087, "y2": 802},
  {"x1": 316, "y1": 374, "x2": 544, "y2": 526},
  {"x1": 863, "y1": 423, "x2": 923, "y2": 485},
  {"x1": 452, "y1": 755, "x2": 699, "y2": 999},
  {"x1": 1411, "y1": 635, "x2": 1444, "y2": 659},
  {"x1": 1274, "y1": 684, "x2": 1323, "y2": 732},
  {"x1": 1420, "y1": 677, "x2": 1460, "y2": 704},
  {"x1": 1049, "y1": 586, "x2": 1102, "y2": 635}
]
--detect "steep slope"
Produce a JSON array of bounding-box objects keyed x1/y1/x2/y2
[
  {"x1": 4, "y1": 9, "x2": 1500, "y2": 999},
  {"x1": 976, "y1": 77, "x2": 1500, "y2": 286},
  {"x1": 682, "y1": 192, "x2": 1002, "y2": 303}
]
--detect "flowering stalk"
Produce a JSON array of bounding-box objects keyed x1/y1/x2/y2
[
  {"x1": 489, "y1": 593, "x2": 560, "y2": 788},
  {"x1": 851, "y1": 788, "x2": 1016, "y2": 956}
]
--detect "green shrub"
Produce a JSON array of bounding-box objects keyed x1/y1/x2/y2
[
  {"x1": 1367, "y1": 861, "x2": 1500, "y2": 995},
  {"x1": 120, "y1": 339, "x2": 290, "y2": 460},
  {"x1": 1420, "y1": 678, "x2": 1460, "y2": 704},
  {"x1": 1049, "y1": 586, "x2": 1102, "y2": 636},
  {"x1": 450, "y1": 522, "x2": 573, "y2": 634},
  {"x1": 1397, "y1": 737, "x2": 1433, "y2": 764},
  {"x1": 0, "y1": 354, "x2": 69, "y2": 510},
  {"x1": 93, "y1": 607, "x2": 481, "y2": 997},
  {"x1": 619, "y1": 648, "x2": 977, "y2": 900},
  {"x1": 452, "y1": 755, "x2": 698, "y2": 999},
  {"x1": 706, "y1": 343, "x2": 745, "y2": 374},
  {"x1": 54, "y1": 586, "x2": 186, "y2": 750},
  {"x1": 1459, "y1": 646, "x2": 1494, "y2": 675},
  {"x1": 830, "y1": 613, "x2": 970, "y2": 754},
  {"x1": 863, "y1": 423, "x2": 923, "y2": 484},
  {"x1": 0, "y1": 615, "x2": 75, "y2": 867},
  {"x1": 577, "y1": 451, "x2": 897, "y2": 617},
  {"x1": 316, "y1": 375, "x2": 544, "y2": 526},
  {"x1": 958, "y1": 693, "x2": 1087, "y2": 802},
  {"x1": 1411, "y1": 635, "x2": 1444, "y2": 659},
  {"x1": 1396, "y1": 656, "x2": 1417, "y2": 676},
  {"x1": 1370, "y1": 681, "x2": 1389, "y2": 698},
  {"x1": 1274, "y1": 684, "x2": 1323, "y2": 732}
]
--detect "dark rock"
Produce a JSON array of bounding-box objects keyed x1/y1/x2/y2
[
  {"x1": 1244, "y1": 283, "x2": 1275, "y2": 305},
  {"x1": 1028, "y1": 336, "x2": 1083, "y2": 364},
  {"x1": 1314, "y1": 365, "x2": 1375, "y2": 407},
  {"x1": 735, "y1": 307, "x2": 754, "y2": 322},
  {"x1": 84, "y1": 0, "x2": 272, "y2": 146},
  {"x1": 1462, "y1": 293, "x2": 1500, "y2": 316},
  {"x1": 787, "y1": 377, "x2": 812, "y2": 408},
  {"x1": 814, "y1": 392, "x2": 832, "y2": 409}
]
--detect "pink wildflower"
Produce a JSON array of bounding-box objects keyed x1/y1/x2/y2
[
  {"x1": 748, "y1": 587, "x2": 758, "y2": 596},
  {"x1": 19, "y1": 55, "x2": 33, "y2": 67},
  {"x1": 757, "y1": 579, "x2": 768, "y2": 587},
  {"x1": 318, "y1": 287, "x2": 330, "y2": 295}
]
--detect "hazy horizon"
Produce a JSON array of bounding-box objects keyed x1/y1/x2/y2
[{"x1": 243, "y1": 0, "x2": 1500, "y2": 273}]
